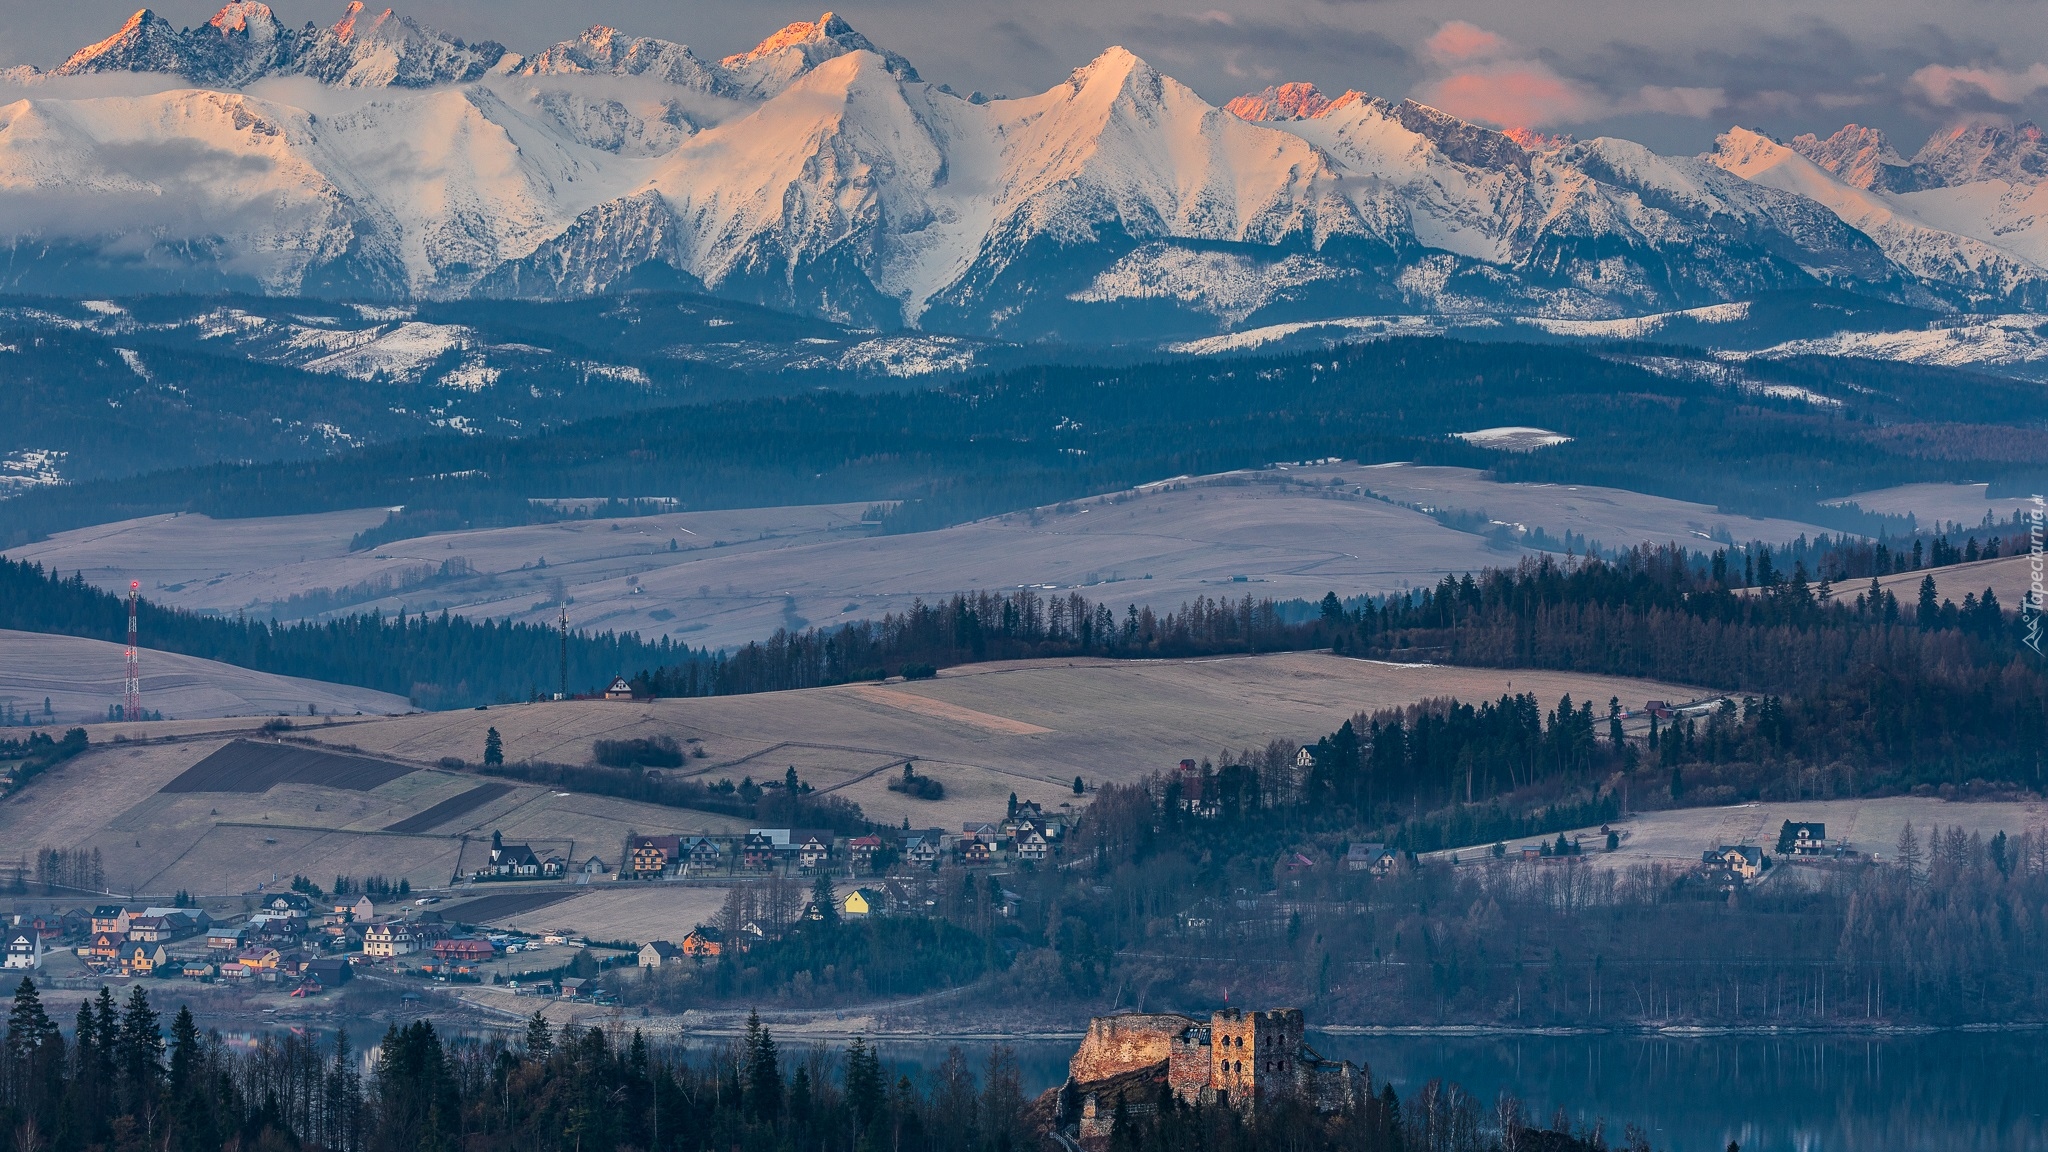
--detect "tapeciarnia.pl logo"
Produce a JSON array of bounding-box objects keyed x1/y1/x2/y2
[{"x1": 2027, "y1": 494, "x2": 2045, "y2": 655}]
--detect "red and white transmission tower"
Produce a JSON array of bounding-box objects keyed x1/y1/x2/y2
[{"x1": 124, "y1": 580, "x2": 141, "y2": 721}]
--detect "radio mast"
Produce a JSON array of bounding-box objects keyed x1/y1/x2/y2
[
  {"x1": 558, "y1": 604, "x2": 568, "y2": 701},
  {"x1": 124, "y1": 580, "x2": 141, "y2": 721}
]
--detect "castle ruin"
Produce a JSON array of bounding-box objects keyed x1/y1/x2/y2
[{"x1": 1058, "y1": 1008, "x2": 1364, "y2": 1141}]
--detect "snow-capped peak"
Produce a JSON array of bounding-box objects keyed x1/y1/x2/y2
[
  {"x1": 54, "y1": 8, "x2": 185, "y2": 75},
  {"x1": 1913, "y1": 118, "x2": 2048, "y2": 187},
  {"x1": 718, "y1": 11, "x2": 916, "y2": 97},
  {"x1": 1224, "y1": 82, "x2": 1334, "y2": 122},
  {"x1": 1789, "y1": 124, "x2": 1916, "y2": 192},
  {"x1": 209, "y1": 1, "x2": 282, "y2": 38},
  {"x1": 294, "y1": 3, "x2": 508, "y2": 87},
  {"x1": 516, "y1": 25, "x2": 723, "y2": 91}
]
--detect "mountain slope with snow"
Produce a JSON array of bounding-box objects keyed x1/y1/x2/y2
[
  {"x1": 6, "y1": 4, "x2": 2048, "y2": 337},
  {"x1": 1709, "y1": 127, "x2": 2048, "y2": 307}
]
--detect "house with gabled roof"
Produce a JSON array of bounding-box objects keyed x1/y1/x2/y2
[
  {"x1": 1704, "y1": 845, "x2": 1766, "y2": 881},
  {"x1": 684, "y1": 836, "x2": 724, "y2": 869},
  {"x1": 90, "y1": 905, "x2": 130, "y2": 937},
  {"x1": 628, "y1": 835, "x2": 683, "y2": 878},
  {"x1": 638, "y1": 941, "x2": 684, "y2": 968},
  {"x1": 118, "y1": 941, "x2": 168, "y2": 975},
  {"x1": 3, "y1": 928, "x2": 41, "y2": 970},
  {"x1": 841, "y1": 888, "x2": 887, "y2": 918},
  {"x1": 1778, "y1": 821, "x2": 1828, "y2": 855},
  {"x1": 793, "y1": 830, "x2": 833, "y2": 871},
  {"x1": 849, "y1": 834, "x2": 884, "y2": 872},
  {"x1": 682, "y1": 926, "x2": 724, "y2": 957},
  {"x1": 1344, "y1": 843, "x2": 1395, "y2": 876},
  {"x1": 88, "y1": 931, "x2": 123, "y2": 963},
  {"x1": 902, "y1": 830, "x2": 944, "y2": 868}
]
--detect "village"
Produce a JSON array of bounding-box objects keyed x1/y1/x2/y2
[{"x1": 0, "y1": 793, "x2": 1080, "y2": 1004}]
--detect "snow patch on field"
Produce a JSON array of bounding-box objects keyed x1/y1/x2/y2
[
  {"x1": 579, "y1": 362, "x2": 651, "y2": 386},
  {"x1": 439, "y1": 357, "x2": 502, "y2": 391},
  {"x1": 291, "y1": 321, "x2": 474, "y2": 381},
  {"x1": 1517, "y1": 301, "x2": 1751, "y2": 340},
  {"x1": 1071, "y1": 245, "x2": 1350, "y2": 323},
  {"x1": 0, "y1": 448, "x2": 68, "y2": 496},
  {"x1": 1452, "y1": 427, "x2": 1573, "y2": 451},
  {"x1": 114, "y1": 347, "x2": 151, "y2": 380},
  {"x1": 1164, "y1": 314, "x2": 1444, "y2": 355},
  {"x1": 830, "y1": 335, "x2": 979, "y2": 376},
  {"x1": 1755, "y1": 314, "x2": 2048, "y2": 374}
]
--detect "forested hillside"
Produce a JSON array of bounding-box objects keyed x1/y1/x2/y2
[
  {"x1": 0, "y1": 559, "x2": 687, "y2": 709},
  {"x1": 6, "y1": 338, "x2": 2041, "y2": 548}
]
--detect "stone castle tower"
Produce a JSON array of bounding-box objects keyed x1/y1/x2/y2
[{"x1": 1206, "y1": 1007, "x2": 1305, "y2": 1106}]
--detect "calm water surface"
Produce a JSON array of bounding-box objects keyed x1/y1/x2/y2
[{"x1": 873, "y1": 1031, "x2": 2048, "y2": 1152}]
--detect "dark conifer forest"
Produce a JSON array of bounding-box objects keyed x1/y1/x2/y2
[{"x1": 0, "y1": 981, "x2": 1607, "y2": 1152}]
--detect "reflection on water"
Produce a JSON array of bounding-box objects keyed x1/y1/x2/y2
[{"x1": 872, "y1": 1031, "x2": 2048, "y2": 1152}]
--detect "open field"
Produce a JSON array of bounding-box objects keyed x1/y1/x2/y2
[
  {"x1": 0, "y1": 652, "x2": 1705, "y2": 931},
  {"x1": 1430, "y1": 795, "x2": 2048, "y2": 870},
  {"x1": 0, "y1": 629, "x2": 410, "y2": 725},
  {"x1": 1864, "y1": 553, "x2": 2037, "y2": 609},
  {"x1": 295, "y1": 653, "x2": 1707, "y2": 831},
  {"x1": 1350, "y1": 464, "x2": 1834, "y2": 550},
  {"x1": 483, "y1": 883, "x2": 733, "y2": 942},
  {"x1": 0, "y1": 733, "x2": 748, "y2": 898},
  {"x1": 1826, "y1": 481, "x2": 2036, "y2": 529},
  {"x1": 7, "y1": 464, "x2": 1842, "y2": 653},
  {"x1": 162, "y1": 740, "x2": 418, "y2": 793}
]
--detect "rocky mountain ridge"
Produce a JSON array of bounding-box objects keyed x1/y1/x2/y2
[{"x1": 2, "y1": 4, "x2": 2046, "y2": 337}]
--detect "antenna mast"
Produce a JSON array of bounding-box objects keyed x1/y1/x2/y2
[
  {"x1": 124, "y1": 580, "x2": 141, "y2": 721},
  {"x1": 558, "y1": 604, "x2": 568, "y2": 701}
]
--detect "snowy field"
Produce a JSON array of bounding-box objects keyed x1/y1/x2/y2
[
  {"x1": 1826, "y1": 481, "x2": 2038, "y2": 529},
  {"x1": 8, "y1": 464, "x2": 1840, "y2": 653},
  {"x1": 0, "y1": 629, "x2": 409, "y2": 724}
]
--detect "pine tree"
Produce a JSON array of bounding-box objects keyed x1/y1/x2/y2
[
  {"x1": 483, "y1": 727, "x2": 504, "y2": 766},
  {"x1": 1897, "y1": 822, "x2": 1924, "y2": 881},
  {"x1": 742, "y1": 1010, "x2": 781, "y2": 1122},
  {"x1": 844, "y1": 1035, "x2": 883, "y2": 1132},
  {"x1": 7, "y1": 975, "x2": 59, "y2": 1062},
  {"x1": 116, "y1": 985, "x2": 163, "y2": 1101},
  {"x1": 524, "y1": 1010, "x2": 553, "y2": 1060},
  {"x1": 810, "y1": 872, "x2": 839, "y2": 928}
]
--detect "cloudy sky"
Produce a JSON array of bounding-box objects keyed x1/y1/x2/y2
[{"x1": 3, "y1": 0, "x2": 2041, "y2": 151}]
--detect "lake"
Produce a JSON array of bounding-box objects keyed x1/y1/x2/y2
[{"x1": 872, "y1": 1030, "x2": 2048, "y2": 1152}]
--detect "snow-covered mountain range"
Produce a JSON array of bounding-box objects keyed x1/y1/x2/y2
[{"x1": 6, "y1": 4, "x2": 2048, "y2": 339}]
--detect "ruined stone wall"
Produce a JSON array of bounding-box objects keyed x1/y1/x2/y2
[{"x1": 1068, "y1": 1014, "x2": 1197, "y2": 1084}]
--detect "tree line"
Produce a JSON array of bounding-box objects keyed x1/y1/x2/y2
[
  {"x1": 0, "y1": 559, "x2": 691, "y2": 710},
  {"x1": 0, "y1": 983, "x2": 1623, "y2": 1152}
]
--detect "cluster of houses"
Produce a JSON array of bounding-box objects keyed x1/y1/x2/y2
[
  {"x1": 637, "y1": 876, "x2": 947, "y2": 969},
  {"x1": 1, "y1": 888, "x2": 533, "y2": 990},
  {"x1": 4, "y1": 895, "x2": 359, "y2": 987},
  {"x1": 1698, "y1": 821, "x2": 1834, "y2": 888},
  {"x1": 609, "y1": 802, "x2": 1074, "y2": 881}
]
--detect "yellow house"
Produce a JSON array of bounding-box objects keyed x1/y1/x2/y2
[
  {"x1": 841, "y1": 888, "x2": 886, "y2": 918},
  {"x1": 1706, "y1": 845, "x2": 1765, "y2": 880},
  {"x1": 118, "y1": 942, "x2": 168, "y2": 975}
]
